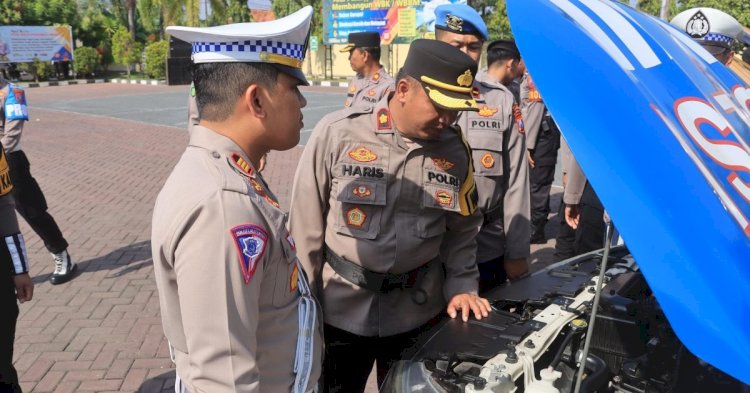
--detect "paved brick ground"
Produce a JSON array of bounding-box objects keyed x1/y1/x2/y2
[{"x1": 11, "y1": 84, "x2": 563, "y2": 392}]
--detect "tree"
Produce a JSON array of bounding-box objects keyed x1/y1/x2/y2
[
  {"x1": 144, "y1": 40, "x2": 169, "y2": 78},
  {"x1": 0, "y1": 0, "x2": 23, "y2": 25},
  {"x1": 112, "y1": 26, "x2": 141, "y2": 77},
  {"x1": 73, "y1": 46, "x2": 99, "y2": 78},
  {"x1": 272, "y1": 0, "x2": 323, "y2": 42}
]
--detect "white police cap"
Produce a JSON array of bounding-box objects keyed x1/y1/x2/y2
[
  {"x1": 166, "y1": 6, "x2": 312, "y2": 84},
  {"x1": 670, "y1": 8, "x2": 744, "y2": 51}
]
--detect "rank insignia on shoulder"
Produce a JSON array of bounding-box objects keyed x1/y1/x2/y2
[
  {"x1": 352, "y1": 184, "x2": 372, "y2": 198},
  {"x1": 346, "y1": 207, "x2": 367, "y2": 228},
  {"x1": 372, "y1": 73, "x2": 380, "y2": 82},
  {"x1": 435, "y1": 190, "x2": 453, "y2": 207},
  {"x1": 478, "y1": 105, "x2": 498, "y2": 118},
  {"x1": 230, "y1": 153, "x2": 254, "y2": 177},
  {"x1": 286, "y1": 233, "x2": 296, "y2": 251},
  {"x1": 349, "y1": 146, "x2": 378, "y2": 162},
  {"x1": 376, "y1": 108, "x2": 391, "y2": 130},
  {"x1": 431, "y1": 157, "x2": 455, "y2": 171},
  {"x1": 230, "y1": 224, "x2": 268, "y2": 284},
  {"x1": 289, "y1": 263, "x2": 300, "y2": 292},
  {"x1": 481, "y1": 152, "x2": 495, "y2": 169},
  {"x1": 512, "y1": 103, "x2": 525, "y2": 134},
  {"x1": 349, "y1": 85, "x2": 357, "y2": 93},
  {"x1": 264, "y1": 194, "x2": 280, "y2": 209}
]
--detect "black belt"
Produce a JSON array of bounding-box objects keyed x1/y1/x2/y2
[
  {"x1": 484, "y1": 203, "x2": 503, "y2": 225},
  {"x1": 325, "y1": 247, "x2": 430, "y2": 293}
]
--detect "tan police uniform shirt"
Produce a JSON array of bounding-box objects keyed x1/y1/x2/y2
[
  {"x1": 0, "y1": 81, "x2": 25, "y2": 153},
  {"x1": 290, "y1": 97, "x2": 482, "y2": 337},
  {"x1": 344, "y1": 66, "x2": 394, "y2": 108},
  {"x1": 456, "y1": 71, "x2": 530, "y2": 263},
  {"x1": 151, "y1": 126, "x2": 322, "y2": 393},
  {"x1": 520, "y1": 74, "x2": 545, "y2": 151}
]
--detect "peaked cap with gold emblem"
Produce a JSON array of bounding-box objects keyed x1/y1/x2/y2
[
  {"x1": 401, "y1": 39, "x2": 478, "y2": 111},
  {"x1": 166, "y1": 6, "x2": 312, "y2": 84}
]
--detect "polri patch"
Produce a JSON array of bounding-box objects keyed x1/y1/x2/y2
[
  {"x1": 348, "y1": 146, "x2": 378, "y2": 162},
  {"x1": 230, "y1": 224, "x2": 268, "y2": 285}
]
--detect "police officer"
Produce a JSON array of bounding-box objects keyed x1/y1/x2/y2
[
  {"x1": 340, "y1": 32, "x2": 394, "y2": 108},
  {"x1": 553, "y1": 138, "x2": 577, "y2": 260},
  {"x1": 1, "y1": 141, "x2": 33, "y2": 393},
  {"x1": 521, "y1": 71, "x2": 560, "y2": 244},
  {"x1": 671, "y1": 7, "x2": 745, "y2": 66},
  {"x1": 0, "y1": 75, "x2": 75, "y2": 284},
  {"x1": 290, "y1": 39, "x2": 491, "y2": 392},
  {"x1": 435, "y1": 3, "x2": 531, "y2": 291},
  {"x1": 152, "y1": 7, "x2": 321, "y2": 392}
]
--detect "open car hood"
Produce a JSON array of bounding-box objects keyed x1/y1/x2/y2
[{"x1": 507, "y1": 0, "x2": 750, "y2": 385}]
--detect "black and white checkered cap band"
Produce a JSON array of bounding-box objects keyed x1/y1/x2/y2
[
  {"x1": 193, "y1": 40, "x2": 305, "y2": 61},
  {"x1": 702, "y1": 33, "x2": 734, "y2": 45}
]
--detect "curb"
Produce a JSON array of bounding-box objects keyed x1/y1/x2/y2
[
  {"x1": 18, "y1": 78, "x2": 166, "y2": 88},
  {"x1": 310, "y1": 80, "x2": 347, "y2": 87},
  {"x1": 110, "y1": 78, "x2": 166, "y2": 86}
]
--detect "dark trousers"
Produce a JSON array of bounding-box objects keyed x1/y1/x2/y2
[
  {"x1": 574, "y1": 183, "x2": 606, "y2": 255},
  {"x1": 7, "y1": 151, "x2": 67, "y2": 254},
  {"x1": 478, "y1": 254, "x2": 506, "y2": 294},
  {"x1": 0, "y1": 243, "x2": 21, "y2": 393},
  {"x1": 323, "y1": 319, "x2": 437, "y2": 392},
  {"x1": 554, "y1": 200, "x2": 577, "y2": 261},
  {"x1": 529, "y1": 164, "x2": 556, "y2": 234}
]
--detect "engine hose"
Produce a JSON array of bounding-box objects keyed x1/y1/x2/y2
[
  {"x1": 578, "y1": 353, "x2": 609, "y2": 393},
  {"x1": 550, "y1": 329, "x2": 584, "y2": 369}
]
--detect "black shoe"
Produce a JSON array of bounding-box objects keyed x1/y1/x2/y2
[{"x1": 50, "y1": 250, "x2": 77, "y2": 285}]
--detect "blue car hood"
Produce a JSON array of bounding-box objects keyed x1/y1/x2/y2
[{"x1": 507, "y1": 0, "x2": 750, "y2": 385}]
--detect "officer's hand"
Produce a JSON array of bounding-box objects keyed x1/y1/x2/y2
[
  {"x1": 447, "y1": 293, "x2": 491, "y2": 322},
  {"x1": 13, "y1": 273, "x2": 33, "y2": 303},
  {"x1": 527, "y1": 150, "x2": 535, "y2": 168},
  {"x1": 565, "y1": 204, "x2": 580, "y2": 229},
  {"x1": 504, "y1": 258, "x2": 529, "y2": 281}
]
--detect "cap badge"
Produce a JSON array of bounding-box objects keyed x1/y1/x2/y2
[
  {"x1": 376, "y1": 108, "x2": 392, "y2": 130},
  {"x1": 686, "y1": 11, "x2": 710, "y2": 38},
  {"x1": 446, "y1": 14, "x2": 463, "y2": 31},
  {"x1": 432, "y1": 158, "x2": 455, "y2": 171},
  {"x1": 346, "y1": 207, "x2": 367, "y2": 228},
  {"x1": 481, "y1": 152, "x2": 495, "y2": 169},
  {"x1": 349, "y1": 146, "x2": 378, "y2": 162},
  {"x1": 457, "y1": 69, "x2": 473, "y2": 87},
  {"x1": 435, "y1": 190, "x2": 453, "y2": 207},
  {"x1": 478, "y1": 105, "x2": 498, "y2": 118}
]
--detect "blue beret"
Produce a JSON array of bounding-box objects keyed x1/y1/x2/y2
[{"x1": 434, "y1": 3, "x2": 488, "y2": 42}]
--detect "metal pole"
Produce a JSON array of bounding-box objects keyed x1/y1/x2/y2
[
  {"x1": 659, "y1": 0, "x2": 669, "y2": 21},
  {"x1": 572, "y1": 221, "x2": 615, "y2": 393}
]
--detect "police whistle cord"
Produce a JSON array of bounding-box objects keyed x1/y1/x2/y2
[
  {"x1": 293, "y1": 259, "x2": 316, "y2": 393},
  {"x1": 573, "y1": 221, "x2": 615, "y2": 393}
]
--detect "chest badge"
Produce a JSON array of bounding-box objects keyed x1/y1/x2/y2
[
  {"x1": 352, "y1": 184, "x2": 372, "y2": 198},
  {"x1": 481, "y1": 152, "x2": 495, "y2": 169},
  {"x1": 431, "y1": 158, "x2": 455, "y2": 171},
  {"x1": 346, "y1": 207, "x2": 367, "y2": 228},
  {"x1": 435, "y1": 190, "x2": 453, "y2": 207},
  {"x1": 478, "y1": 105, "x2": 498, "y2": 118},
  {"x1": 349, "y1": 146, "x2": 378, "y2": 162}
]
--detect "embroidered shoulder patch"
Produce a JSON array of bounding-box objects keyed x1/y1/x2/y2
[
  {"x1": 527, "y1": 76, "x2": 542, "y2": 102},
  {"x1": 376, "y1": 108, "x2": 391, "y2": 130},
  {"x1": 431, "y1": 158, "x2": 455, "y2": 171},
  {"x1": 348, "y1": 146, "x2": 378, "y2": 162},
  {"x1": 230, "y1": 224, "x2": 268, "y2": 284}
]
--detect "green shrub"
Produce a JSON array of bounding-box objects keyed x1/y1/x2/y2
[
  {"x1": 74, "y1": 46, "x2": 99, "y2": 78},
  {"x1": 144, "y1": 40, "x2": 168, "y2": 79},
  {"x1": 32, "y1": 58, "x2": 50, "y2": 82}
]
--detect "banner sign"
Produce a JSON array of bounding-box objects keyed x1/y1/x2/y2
[
  {"x1": 0, "y1": 26, "x2": 74, "y2": 63},
  {"x1": 322, "y1": 0, "x2": 466, "y2": 45}
]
